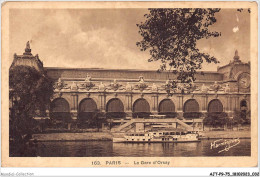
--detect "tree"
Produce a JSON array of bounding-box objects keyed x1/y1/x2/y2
[
  {"x1": 9, "y1": 65, "x2": 53, "y2": 156},
  {"x1": 203, "y1": 112, "x2": 229, "y2": 128},
  {"x1": 136, "y1": 8, "x2": 221, "y2": 87},
  {"x1": 233, "y1": 110, "x2": 251, "y2": 125}
]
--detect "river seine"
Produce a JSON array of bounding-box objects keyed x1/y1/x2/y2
[{"x1": 36, "y1": 139, "x2": 251, "y2": 157}]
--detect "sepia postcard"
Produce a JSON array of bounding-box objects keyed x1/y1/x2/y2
[{"x1": 1, "y1": 1, "x2": 258, "y2": 168}]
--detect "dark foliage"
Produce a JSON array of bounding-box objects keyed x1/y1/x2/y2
[
  {"x1": 78, "y1": 112, "x2": 96, "y2": 121},
  {"x1": 137, "y1": 8, "x2": 221, "y2": 86},
  {"x1": 78, "y1": 110, "x2": 106, "y2": 129},
  {"x1": 203, "y1": 112, "x2": 229, "y2": 127},
  {"x1": 233, "y1": 110, "x2": 251, "y2": 125},
  {"x1": 9, "y1": 65, "x2": 53, "y2": 155},
  {"x1": 106, "y1": 112, "x2": 126, "y2": 119},
  {"x1": 49, "y1": 112, "x2": 72, "y2": 122},
  {"x1": 183, "y1": 112, "x2": 202, "y2": 119}
]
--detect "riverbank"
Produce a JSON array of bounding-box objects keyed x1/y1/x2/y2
[
  {"x1": 32, "y1": 130, "x2": 250, "y2": 142},
  {"x1": 200, "y1": 130, "x2": 251, "y2": 139},
  {"x1": 33, "y1": 132, "x2": 113, "y2": 142}
]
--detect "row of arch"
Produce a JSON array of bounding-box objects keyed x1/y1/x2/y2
[{"x1": 50, "y1": 98, "x2": 234, "y2": 119}]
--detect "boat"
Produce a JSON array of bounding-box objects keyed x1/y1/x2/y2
[{"x1": 113, "y1": 130, "x2": 200, "y2": 143}]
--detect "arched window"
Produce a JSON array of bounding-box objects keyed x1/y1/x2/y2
[
  {"x1": 208, "y1": 99, "x2": 223, "y2": 113},
  {"x1": 79, "y1": 98, "x2": 97, "y2": 112},
  {"x1": 106, "y1": 98, "x2": 125, "y2": 118},
  {"x1": 106, "y1": 98, "x2": 124, "y2": 112},
  {"x1": 133, "y1": 98, "x2": 150, "y2": 112},
  {"x1": 50, "y1": 98, "x2": 70, "y2": 112},
  {"x1": 183, "y1": 99, "x2": 200, "y2": 118},
  {"x1": 183, "y1": 99, "x2": 199, "y2": 112},
  {"x1": 159, "y1": 99, "x2": 175, "y2": 112},
  {"x1": 158, "y1": 99, "x2": 176, "y2": 118},
  {"x1": 50, "y1": 98, "x2": 70, "y2": 120},
  {"x1": 78, "y1": 98, "x2": 97, "y2": 121},
  {"x1": 133, "y1": 98, "x2": 150, "y2": 118}
]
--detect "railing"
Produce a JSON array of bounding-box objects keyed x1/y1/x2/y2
[{"x1": 158, "y1": 112, "x2": 178, "y2": 118}]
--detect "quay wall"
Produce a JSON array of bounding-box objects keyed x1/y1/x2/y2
[
  {"x1": 32, "y1": 131, "x2": 250, "y2": 142},
  {"x1": 33, "y1": 132, "x2": 113, "y2": 142},
  {"x1": 200, "y1": 130, "x2": 251, "y2": 139}
]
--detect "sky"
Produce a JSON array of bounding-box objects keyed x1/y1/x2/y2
[{"x1": 9, "y1": 9, "x2": 250, "y2": 71}]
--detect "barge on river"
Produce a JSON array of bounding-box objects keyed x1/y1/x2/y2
[{"x1": 113, "y1": 130, "x2": 200, "y2": 143}]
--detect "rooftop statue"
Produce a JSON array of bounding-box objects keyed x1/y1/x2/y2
[
  {"x1": 110, "y1": 79, "x2": 121, "y2": 91},
  {"x1": 224, "y1": 83, "x2": 230, "y2": 93},
  {"x1": 23, "y1": 41, "x2": 32, "y2": 55},
  {"x1": 152, "y1": 83, "x2": 158, "y2": 92},
  {"x1": 233, "y1": 50, "x2": 241, "y2": 62},
  {"x1": 201, "y1": 84, "x2": 208, "y2": 93},
  {"x1": 99, "y1": 82, "x2": 106, "y2": 91},
  {"x1": 85, "y1": 73, "x2": 92, "y2": 82},
  {"x1": 165, "y1": 79, "x2": 170, "y2": 85},
  {"x1": 26, "y1": 41, "x2": 30, "y2": 50},
  {"x1": 71, "y1": 81, "x2": 78, "y2": 91},
  {"x1": 54, "y1": 78, "x2": 63, "y2": 90},
  {"x1": 139, "y1": 76, "x2": 144, "y2": 83},
  {"x1": 126, "y1": 82, "x2": 132, "y2": 92}
]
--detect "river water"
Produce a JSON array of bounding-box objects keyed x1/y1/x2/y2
[{"x1": 36, "y1": 139, "x2": 251, "y2": 157}]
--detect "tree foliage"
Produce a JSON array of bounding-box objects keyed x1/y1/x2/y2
[
  {"x1": 203, "y1": 112, "x2": 229, "y2": 127},
  {"x1": 78, "y1": 109, "x2": 106, "y2": 130},
  {"x1": 9, "y1": 65, "x2": 54, "y2": 143},
  {"x1": 233, "y1": 110, "x2": 251, "y2": 125},
  {"x1": 137, "y1": 8, "x2": 221, "y2": 85}
]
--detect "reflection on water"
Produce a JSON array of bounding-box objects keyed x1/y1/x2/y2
[{"x1": 37, "y1": 139, "x2": 251, "y2": 157}]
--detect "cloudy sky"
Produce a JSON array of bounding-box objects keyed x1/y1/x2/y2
[{"x1": 9, "y1": 8, "x2": 250, "y2": 71}]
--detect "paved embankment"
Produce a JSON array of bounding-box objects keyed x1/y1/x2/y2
[
  {"x1": 32, "y1": 131, "x2": 250, "y2": 142},
  {"x1": 200, "y1": 131, "x2": 251, "y2": 139},
  {"x1": 33, "y1": 132, "x2": 113, "y2": 142}
]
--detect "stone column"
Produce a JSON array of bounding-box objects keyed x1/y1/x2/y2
[
  {"x1": 226, "y1": 95, "x2": 231, "y2": 117},
  {"x1": 70, "y1": 93, "x2": 78, "y2": 130},
  {"x1": 177, "y1": 95, "x2": 183, "y2": 117},
  {"x1": 98, "y1": 93, "x2": 106, "y2": 112},
  {"x1": 125, "y1": 94, "x2": 133, "y2": 117},
  {"x1": 151, "y1": 94, "x2": 158, "y2": 114},
  {"x1": 229, "y1": 95, "x2": 233, "y2": 112},
  {"x1": 201, "y1": 95, "x2": 208, "y2": 117},
  {"x1": 236, "y1": 96, "x2": 239, "y2": 111},
  {"x1": 70, "y1": 93, "x2": 78, "y2": 120},
  {"x1": 226, "y1": 95, "x2": 229, "y2": 112},
  {"x1": 231, "y1": 95, "x2": 239, "y2": 112}
]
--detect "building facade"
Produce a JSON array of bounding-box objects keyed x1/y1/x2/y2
[{"x1": 10, "y1": 42, "x2": 251, "y2": 131}]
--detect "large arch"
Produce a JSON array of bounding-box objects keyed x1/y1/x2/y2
[
  {"x1": 133, "y1": 98, "x2": 150, "y2": 118},
  {"x1": 183, "y1": 99, "x2": 199, "y2": 112},
  {"x1": 106, "y1": 98, "x2": 124, "y2": 112},
  {"x1": 208, "y1": 99, "x2": 223, "y2": 113},
  {"x1": 78, "y1": 98, "x2": 98, "y2": 121},
  {"x1": 50, "y1": 98, "x2": 70, "y2": 120},
  {"x1": 183, "y1": 99, "x2": 200, "y2": 118},
  {"x1": 106, "y1": 98, "x2": 125, "y2": 118},
  {"x1": 158, "y1": 99, "x2": 176, "y2": 118}
]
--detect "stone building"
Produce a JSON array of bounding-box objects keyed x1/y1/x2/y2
[{"x1": 10, "y1": 42, "x2": 251, "y2": 131}]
